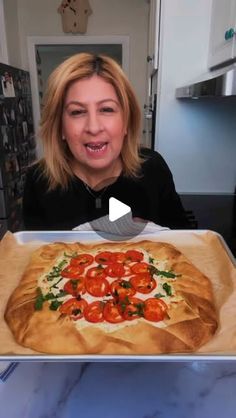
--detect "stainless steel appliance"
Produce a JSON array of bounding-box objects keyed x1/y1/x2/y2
[{"x1": 176, "y1": 63, "x2": 236, "y2": 99}]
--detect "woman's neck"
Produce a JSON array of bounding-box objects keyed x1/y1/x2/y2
[{"x1": 72, "y1": 158, "x2": 123, "y2": 190}]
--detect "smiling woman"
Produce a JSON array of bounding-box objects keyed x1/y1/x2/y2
[
  {"x1": 23, "y1": 53, "x2": 189, "y2": 230},
  {"x1": 62, "y1": 74, "x2": 127, "y2": 188}
]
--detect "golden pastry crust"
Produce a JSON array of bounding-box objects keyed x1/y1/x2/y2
[{"x1": 4, "y1": 240, "x2": 218, "y2": 354}]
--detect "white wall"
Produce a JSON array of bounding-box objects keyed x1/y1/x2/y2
[
  {"x1": 156, "y1": 0, "x2": 236, "y2": 194},
  {"x1": 3, "y1": 0, "x2": 21, "y2": 66},
  {"x1": 5, "y1": 0, "x2": 149, "y2": 116}
]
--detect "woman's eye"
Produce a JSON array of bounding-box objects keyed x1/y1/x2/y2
[
  {"x1": 69, "y1": 109, "x2": 86, "y2": 116},
  {"x1": 100, "y1": 107, "x2": 114, "y2": 113}
]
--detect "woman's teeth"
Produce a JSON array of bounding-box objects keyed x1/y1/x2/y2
[{"x1": 86, "y1": 143, "x2": 107, "y2": 152}]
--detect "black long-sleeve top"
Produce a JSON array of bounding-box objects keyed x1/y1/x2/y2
[{"x1": 23, "y1": 148, "x2": 189, "y2": 230}]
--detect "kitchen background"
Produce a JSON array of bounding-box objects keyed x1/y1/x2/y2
[
  {"x1": 0, "y1": 62, "x2": 36, "y2": 234},
  {"x1": 0, "y1": 0, "x2": 236, "y2": 254},
  {"x1": 0, "y1": 2, "x2": 236, "y2": 414}
]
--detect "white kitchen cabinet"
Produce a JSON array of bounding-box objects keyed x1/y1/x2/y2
[{"x1": 208, "y1": 0, "x2": 236, "y2": 69}]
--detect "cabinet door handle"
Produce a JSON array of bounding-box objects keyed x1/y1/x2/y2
[{"x1": 225, "y1": 28, "x2": 235, "y2": 40}]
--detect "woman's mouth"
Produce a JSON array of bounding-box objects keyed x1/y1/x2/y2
[{"x1": 85, "y1": 142, "x2": 108, "y2": 154}]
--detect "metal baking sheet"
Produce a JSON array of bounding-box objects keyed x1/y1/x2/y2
[
  {"x1": 13, "y1": 229, "x2": 236, "y2": 268},
  {"x1": 1, "y1": 229, "x2": 235, "y2": 361}
]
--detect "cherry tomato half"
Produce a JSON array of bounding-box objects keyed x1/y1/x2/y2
[
  {"x1": 110, "y1": 252, "x2": 127, "y2": 263},
  {"x1": 122, "y1": 265, "x2": 132, "y2": 277},
  {"x1": 120, "y1": 297, "x2": 144, "y2": 321},
  {"x1": 125, "y1": 250, "x2": 144, "y2": 262},
  {"x1": 105, "y1": 262, "x2": 125, "y2": 278},
  {"x1": 130, "y1": 273, "x2": 156, "y2": 294},
  {"x1": 70, "y1": 253, "x2": 94, "y2": 268},
  {"x1": 143, "y1": 298, "x2": 168, "y2": 322},
  {"x1": 59, "y1": 298, "x2": 88, "y2": 320},
  {"x1": 84, "y1": 301, "x2": 104, "y2": 323},
  {"x1": 61, "y1": 264, "x2": 84, "y2": 278},
  {"x1": 86, "y1": 266, "x2": 107, "y2": 280},
  {"x1": 63, "y1": 277, "x2": 86, "y2": 296},
  {"x1": 131, "y1": 262, "x2": 149, "y2": 274},
  {"x1": 103, "y1": 300, "x2": 124, "y2": 323},
  {"x1": 111, "y1": 279, "x2": 136, "y2": 299},
  {"x1": 85, "y1": 277, "x2": 110, "y2": 297},
  {"x1": 95, "y1": 251, "x2": 112, "y2": 265}
]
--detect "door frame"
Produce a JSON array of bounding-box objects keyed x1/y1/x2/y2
[
  {"x1": 27, "y1": 35, "x2": 129, "y2": 157},
  {"x1": 0, "y1": 0, "x2": 9, "y2": 64}
]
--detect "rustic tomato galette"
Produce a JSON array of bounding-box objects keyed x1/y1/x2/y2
[{"x1": 4, "y1": 240, "x2": 218, "y2": 354}]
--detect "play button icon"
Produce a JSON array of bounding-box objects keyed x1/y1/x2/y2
[
  {"x1": 87, "y1": 177, "x2": 148, "y2": 241},
  {"x1": 109, "y1": 197, "x2": 131, "y2": 222}
]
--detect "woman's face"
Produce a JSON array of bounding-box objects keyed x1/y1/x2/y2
[{"x1": 62, "y1": 75, "x2": 127, "y2": 174}]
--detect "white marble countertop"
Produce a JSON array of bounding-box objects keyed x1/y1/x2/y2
[{"x1": 1, "y1": 361, "x2": 236, "y2": 417}]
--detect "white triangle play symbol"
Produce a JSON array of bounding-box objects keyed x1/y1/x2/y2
[{"x1": 109, "y1": 197, "x2": 131, "y2": 222}]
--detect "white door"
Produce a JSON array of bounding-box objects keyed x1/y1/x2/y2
[{"x1": 27, "y1": 36, "x2": 129, "y2": 158}]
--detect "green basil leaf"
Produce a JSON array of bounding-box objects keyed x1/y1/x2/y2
[
  {"x1": 46, "y1": 260, "x2": 68, "y2": 281},
  {"x1": 44, "y1": 292, "x2": 55, "y2": 301},
  {"x1": 34, "y1": 288, "x2": 44, "y2": 310},
  {"x1": 158, "y1": 271, "x2": 177, "y2": 278},
  {"x1": 162, "y1": 282, "x2": 172, "y2": 296},
  {"x1": 35, "y1": 296, "x2": 44, "y2": 310},
  {"x1": 119, "y1": 302, "x2": 127, "y2": 313},
  {"x1": 148, "y1": 265, "x2": 178, "y2": 279},
  {"x1": 120, "y1": 281, "x2": 132, "y2": 289},
  {"x1": 49, "y1": 300, "x2": 62, "y2": 311},
  {"x1": 57, "y1": 291, "x2": 68, "y2": 298},
  {"x1": 154, "y1": 293, "x2": 165, "y2": 299}
]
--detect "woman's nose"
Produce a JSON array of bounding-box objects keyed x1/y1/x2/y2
[{"x1": 85, "y1": 110, "x2": 103, "y2": 135}]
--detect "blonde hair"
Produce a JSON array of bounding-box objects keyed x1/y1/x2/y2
[{"x1": 39, "y1": 53, "x2": 143, "y2": 189}]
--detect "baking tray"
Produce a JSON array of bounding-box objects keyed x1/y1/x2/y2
[
  {"x1": 14, "y1": 229, "x2": 235, "y2": 264},
  {"x1": 0, "y1": 229, "x2": 235, "y2": 362}
]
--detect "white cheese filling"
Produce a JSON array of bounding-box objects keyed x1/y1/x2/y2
[{"x1": 37, "y1": 248, "x2": 183, "y2": 332}]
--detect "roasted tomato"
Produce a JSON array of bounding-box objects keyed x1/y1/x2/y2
[
  {"x1": 110, "y1": 252, "x2": 127, "y2": 263},
  {"x1": 143, "y1": 298, "x2": 168, "y2": 322},
  {"x1": 70, "y1": 254, "x2": 94, "y2": 268},
  {"x1": 59, "y1": 298, "x2": 88, "y2": 320},
  {"x1": 129, "y1": 273, "x2": 156, "y2": 294},
  {"x1": 105, "y1": 262, "x2": 125, "y2": 278},
  {"x1": 95, "y1": 251, "x2": 112, "y2": 265},
  {"x1": 120, "y1": 297, "x2": 144, "y2": 321},
  {"x1": 63, "y1": 277, "x2": 86, "y2": 296},
  {"x1": 131, "y1": 262, "x2": 149, "y2": 274},
  {"x1": 125, "y1": 250, "x2": 144, "y2": 262},
  {"x1": 61, "y1": 264, "x2": 84, "y2": 278},
  {"x1": 122, "y1": 265, "x2": 132, "y2": 277},
  {"x1": 84, "y1": 301, "x2": 104, "y2": 323},
  {"x1": 111, "y1": 279, "x2": 136, "y2": 299},
  {"x1": 85, "y1": 277, "x2": 110, "y2": 297},
  {"x1": 103, "y1": 300, "x2": 124, "y2": 323},
  {"x1": 86, "y1": 266, "x2": 107, "y2": 280}
]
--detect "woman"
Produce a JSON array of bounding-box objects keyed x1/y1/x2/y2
[{"x1": 23, "y1": 53, "x2": 189, "y2": 230}]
